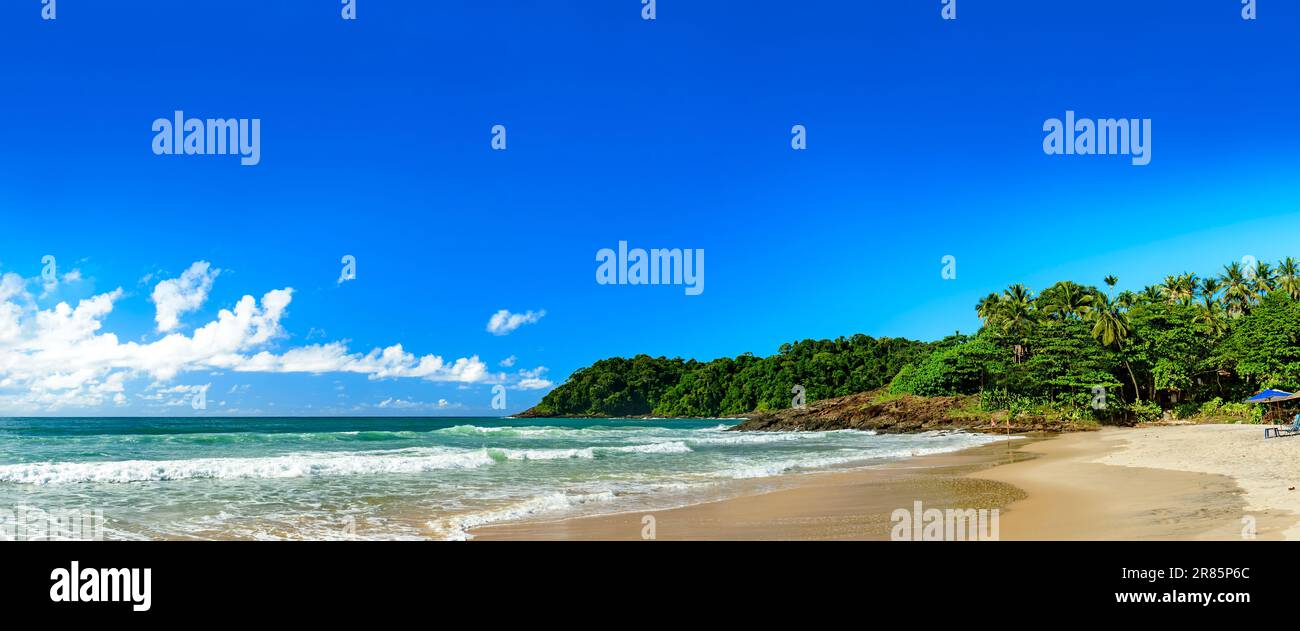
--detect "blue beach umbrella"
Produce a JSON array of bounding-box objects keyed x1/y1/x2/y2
[{"x1": 1247, "y1": 389, "x2": 1295, "y2": 404}]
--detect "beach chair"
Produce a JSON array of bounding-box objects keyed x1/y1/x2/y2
[{"x1": 1266, "y1": 416, "x2": 1300, "y2": 439}]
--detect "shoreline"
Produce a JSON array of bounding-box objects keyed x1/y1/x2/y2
[
  {"x1": 471, "y1": 426, "x2": 1300, "y2": 540},
  {"x1": 470, "y1": 434, "x2": 1036, "y2": 540}
]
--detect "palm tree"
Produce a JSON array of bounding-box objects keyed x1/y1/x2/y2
[
  {"x1": 975, "y1": 292, "x2": 1001, "y2": 324},
  {"x1": 1221, "y1": 262, "x2": 1253, "y2": 317},
  {"x1": 1278, "y1": 257, "x2": 1300, "y2": 299},
  {"x1": 1040, "y1": 281, "x2": 1093, "y2": 321},
  {"x1": 1139, "y1": 285, "x2": 1163, "y2": 304},
  {"x1": 1117, "y1": 290, "x2": 1138, "y2": 309},
  {"x1": 999, "y1": 284, "x2": 1036, "y2": 363},
  {"x1": 1103, "y1": 275, "x2": 1118, "y2": 298},
  {"x1": 1160, "y1": 273, "x2": 1196, "y2": 304},
  {"x1": 1194, "y1": 299, "x2": 1230, "y2": 338},
  {"x1": 1252, "y1": 260, "x2": 1277, "y2": 296},
  {"x1": 1159, "y1": 275, "x2": 1180, "y2": 304},
  {"x1": 1087, "y1": 293, "x2": 1140, "y2": 402},
  {"x1": 1177, "y1": 272, "x2": 1198, "y2": 304},
  {"x1": 1200, "y1": 277, "x2": 1221, "y2": 303}
]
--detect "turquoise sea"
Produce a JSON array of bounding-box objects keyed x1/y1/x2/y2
[{"x1": 0, "y1": 417, "x2": 1011, "y2": 540}]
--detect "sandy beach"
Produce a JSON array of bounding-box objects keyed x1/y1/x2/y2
[{"x1": 471, "y1": 426, "x2": 1300, "y2": 540}]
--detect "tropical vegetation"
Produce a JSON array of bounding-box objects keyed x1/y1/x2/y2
[{"x1": 528, "y1": 258, "x2": 1300, "y2": 422}]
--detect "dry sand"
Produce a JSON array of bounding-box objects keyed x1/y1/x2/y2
[
  {"x1": 975, "y1": 426, "x2": 1295, "y2": 540},
  {"x1": 1089, "y1": 424, "x2": 1300, "y2": 538},
  {"x1": 470, "y1": 426, "x2": 1300, "y2": 541}
]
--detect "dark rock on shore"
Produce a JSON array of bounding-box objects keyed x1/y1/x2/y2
[{"x1": 729, "y1": 390, "x2": 1084, "y2": 434}]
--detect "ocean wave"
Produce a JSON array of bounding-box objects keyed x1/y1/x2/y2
[
  {"x1": 0, "y1": 438, "x2": 701, "y2": 484},
  {"x1": 688, "y1": 432, "x2": 824, "y2": 445},
  {"x1": 719, "y1": 453, "x2": 874, "y2": 479},
  {"x1": 0, "y1": 448, "x2": 498, "y2": 485},
  {"x1": 611, "y1": 441, "x2": 692, "y2": 454},
  {"x1": 436, "y1": 424, "x2": 604, "y2": 439},
  {"x1": 110, "y1": 429, "x2": 431, "y2": 446},
  {"x1": 437, "y1": 424, "x2": 511, "y2": 435},
  {"x1": 717, "y1": 432, "x2": 1017, "y2": 479},
  {"x1": 489, "y1": 447, "x2": 596, "y2": 461},
  {"x1": 431, "y1": 491, "x2": 620, "y2": 540}
]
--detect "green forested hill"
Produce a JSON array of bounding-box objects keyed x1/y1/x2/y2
[
  {"x1": 520, "y1": 336, "x2": 930, "y2": 417},
  {"x1": 525, "y1": 258, "x2": 1300, "y2": 422}
]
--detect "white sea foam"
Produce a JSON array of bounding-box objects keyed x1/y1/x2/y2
[
  {"x1": 432, "y1": 490, "x2": 620, "y2": 540},
  {"x1": 440, "y1": 425, "x2": 507, "y2": 434},
  {"x1": 0, "y1": 438, "x2": 708, "y2": 484},
  {"x1": 688, "y1": 432, "x2": 824, "y2": 445},
  {"x1": 492, "y1": 447, "x2": 595, "y2": 461},
  {"x1": 611, "y1": 441, "x2": 692, "y2": 454},
  {"x1": 0, "y1": 448, "x2": 492, "y2": 484},
  {"x1": 716, "y1": 433, "x2": 1019, "y2": 479}
]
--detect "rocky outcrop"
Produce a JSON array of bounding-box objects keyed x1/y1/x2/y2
[{"x1": 729, "y1": 390, "x2": 1082, "y2": 434}]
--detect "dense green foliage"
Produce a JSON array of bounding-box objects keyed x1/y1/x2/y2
[
  {"x1": 532, "y1": 258, "x2": 1300, "y2": 420},
  {"x1": 527, "y1": 336, "x2": 929, "y2": 417}
]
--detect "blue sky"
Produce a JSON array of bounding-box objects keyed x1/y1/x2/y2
[{"x1": 0, "y1": 1, "x2": 1296, "y2": 415}]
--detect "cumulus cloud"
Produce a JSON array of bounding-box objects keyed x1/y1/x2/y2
[
  {"x1": 0, "y1": 263, "x2": 490, "y2": 412},
  {"x1": 486, "y1": 309, "x2": 545, "y2": 336},
  {"x1": 151, "y1": 261, "x2": 219, "y2": 332},
  {"x1": 516, "y1": 366, "x2": 553, "y2": 390},
  {"x1": 499, "y1": 355, "x2": 517, "y2": 368}
]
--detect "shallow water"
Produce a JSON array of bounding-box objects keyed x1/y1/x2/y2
[{"x1": 0, "y1": 417, "x2": 1013, "y2": 540}]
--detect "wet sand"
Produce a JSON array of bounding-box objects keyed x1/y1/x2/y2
[{"x1": 471, "y1": 428, "x2": 1299, "y2": 541}]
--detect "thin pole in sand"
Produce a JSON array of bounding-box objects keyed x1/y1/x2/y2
[{"x1": 1004, "y1": 417, "x2": 1012, "y2": 462}]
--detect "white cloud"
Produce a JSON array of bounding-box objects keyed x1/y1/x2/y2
[
  {"x1": 0, "y1": 264, "x2": 490, "y2": 412},
  {"x1": 151, "y1": 261, "x2": 220, "y2": 332},
  {"x1": 486, "y1": 309, "x2": 545, "y2": 336},
  {"x1": 237, "y1": 342, "x2": 488, "y2": 383},
  {"x1": 516, "y1": 366, "x2": 553, "y2": 390},
  {"x1": 377, "y1": 397, "x2": 458, "y2": 411},
  {"x1": 499, "y1": 355, "x2": 516, "y2": 368}
]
